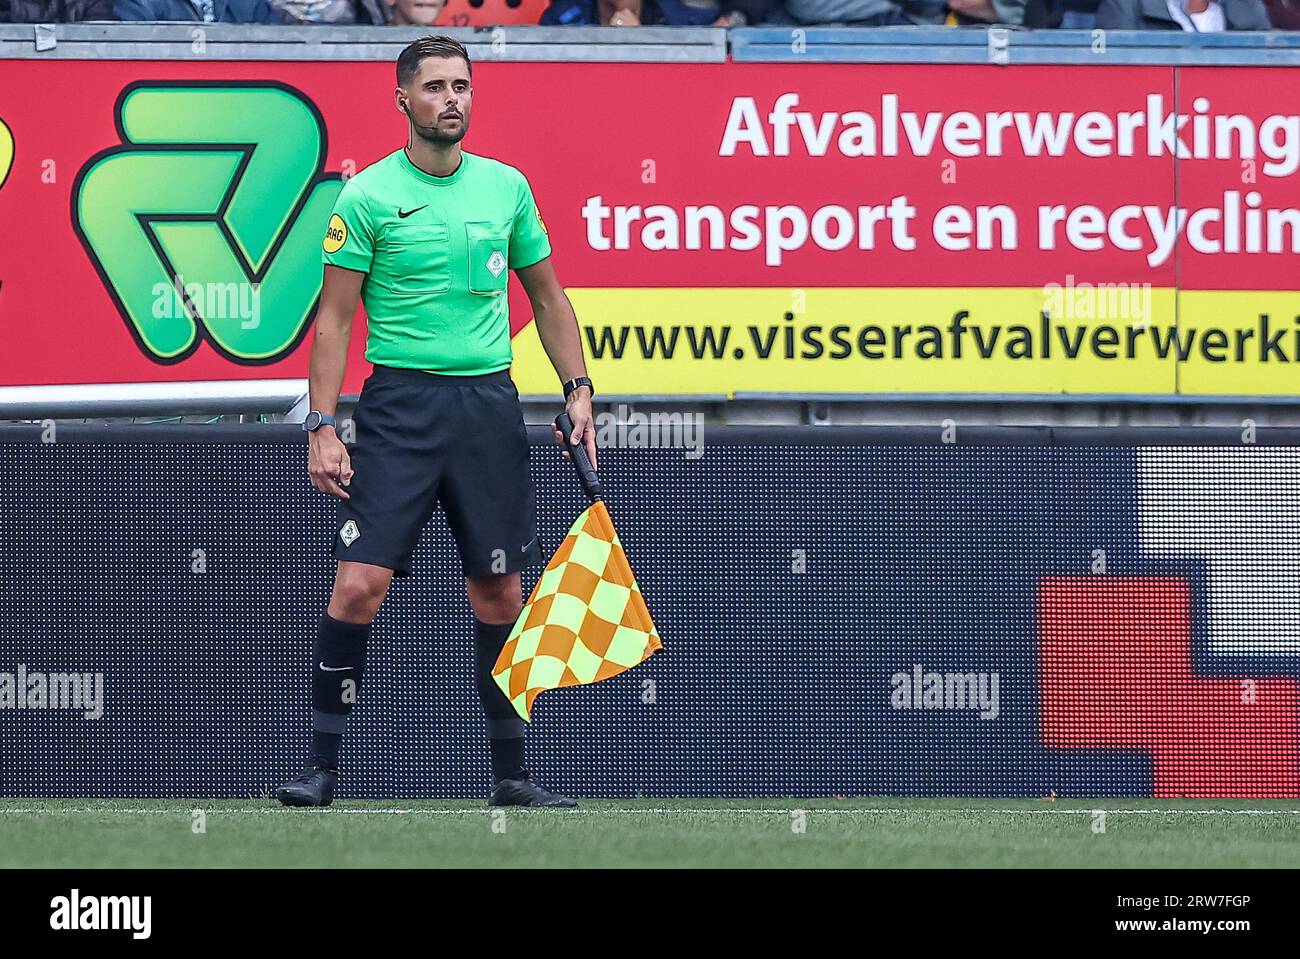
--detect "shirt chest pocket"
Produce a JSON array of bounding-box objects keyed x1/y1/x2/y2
[
  {"x1": 377, "y1": 220, "x2": 451, "y2": 295},
  {"x1": 465, "y1": 221, "x2": 512, "y2": 296}
]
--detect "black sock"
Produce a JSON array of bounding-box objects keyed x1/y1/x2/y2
[
  {"x1": 490, "y1": 737, "x2": 525, "y2": 784},
  {"x1": 310, "y1": 613, "x2": 370, "y2": 770},
  {"x1": 473, "y1": 618, "x2": 526, "y2": 782}
]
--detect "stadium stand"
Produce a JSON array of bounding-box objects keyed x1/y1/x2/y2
[{"x1": 1, "y1": 0, "x2": 1289, "y2": 25}]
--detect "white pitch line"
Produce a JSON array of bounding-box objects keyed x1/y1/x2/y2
[{"x1": 2, "y1": 807, "x2": 1300, "y2": 816}]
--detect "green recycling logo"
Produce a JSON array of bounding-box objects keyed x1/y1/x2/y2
[{"x1": 73, "y1": 82, "x2": 343, "y2": 364}]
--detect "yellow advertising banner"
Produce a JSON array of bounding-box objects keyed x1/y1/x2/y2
[{"x1": 508, "y1": 287, "x2": 1296, "y2": 397}]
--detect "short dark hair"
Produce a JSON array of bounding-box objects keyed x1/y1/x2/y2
[{"x1": 396, "y1": 36, "x2": 473, "y2": 87}]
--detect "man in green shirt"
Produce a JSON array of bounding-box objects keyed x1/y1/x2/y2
[{"x1": 277, "y1": 35, "x2": 596, "y2": 808}]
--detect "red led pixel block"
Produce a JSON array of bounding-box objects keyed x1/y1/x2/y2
[{"x1": 1039, "y1": 576, "x2": 1300, "y2": 798}]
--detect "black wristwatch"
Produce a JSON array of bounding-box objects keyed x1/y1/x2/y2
[
  {"x1": 301, "y1": 410, "x2": 337, "y2": 432},
  {"x1": 563, "y1": 376, "x2": 594, "y2": 400}
]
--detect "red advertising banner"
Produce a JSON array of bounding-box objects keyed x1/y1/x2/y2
[{"x1": 0, "y1": 60, "x2": 1297, "y2": 396}]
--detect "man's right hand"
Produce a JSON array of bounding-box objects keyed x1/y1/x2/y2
[{"x1": 308, "y1": 427, "x2": 353, "y2": 499}]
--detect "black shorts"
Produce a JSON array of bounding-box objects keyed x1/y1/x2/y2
[{"x1": 332, "y1": 365, "x2": 543, "y2": 578}]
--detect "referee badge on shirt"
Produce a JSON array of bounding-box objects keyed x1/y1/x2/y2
[{"x1": 467, "y1": 224, "x2": 510, "y2": 294}]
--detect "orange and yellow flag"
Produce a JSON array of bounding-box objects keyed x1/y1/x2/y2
[{"x1": 492, "y1": 500, "x2": 662, "y2": 721}]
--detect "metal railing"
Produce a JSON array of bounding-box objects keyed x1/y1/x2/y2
[
  {"x1": 0, "y1": 23, "x2": 727, "y2": 60},
  {"x1": 2, "y1": 23, "x2": 1298, "y2": 65},
  {"x1": 0, "y1": 379, "x2": 309, "y2": 420}
]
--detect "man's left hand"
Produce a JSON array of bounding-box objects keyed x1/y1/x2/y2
[{"x1": 554, "y1": 389, "x2": 598, "y2": 471}]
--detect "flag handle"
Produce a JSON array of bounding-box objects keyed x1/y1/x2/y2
[{"x1": 554, "y1": 410, "x2": 603, "y2": 502}]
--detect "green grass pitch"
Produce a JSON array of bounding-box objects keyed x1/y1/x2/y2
[{"x1": 4, "y1": 798, "x2": 1300, "y2": 867}]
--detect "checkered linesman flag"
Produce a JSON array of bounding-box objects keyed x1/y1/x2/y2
[{"x1": 492, "y1": 413, "x2": 662, "y2": 721}]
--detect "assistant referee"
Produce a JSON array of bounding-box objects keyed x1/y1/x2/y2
[{"x1": 276, "y1": 36, "x2": 596, "y2": 808}]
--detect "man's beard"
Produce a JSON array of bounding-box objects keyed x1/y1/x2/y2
[{"x1": 414, "y1": 123, "x2": 467, "y2": 146}]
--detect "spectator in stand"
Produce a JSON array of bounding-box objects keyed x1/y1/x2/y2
[
  {"x1": 7, "y1": 0, "x2": 115, "y2": 17},
  {"x1": 1264, "y1": 0, "x2": 1300, "y2": 25},
  {"x1": 601, "y1": 0, "x2": 783, "y2": 25},
  {"x1": 381, "y1": 0, "x2": 443, "y2": 21},
  {"x1": 944, "y1": 0, "x2": 1062, "y2": 25},
  {"x1": 1095, "y1": 0, "x2": 1270, "y2": 28},
  {"x1": 1058, "y1": 0, "x2": 1098, "y2": 28},
  {"x1": 782, "y1": 0, "x2": 943, "y2": 24},
  {"x1": 115, "y1": 0, "x2": 286, "y2": 20},
  {"x1": 652, "y1": 0, "x2": 719, "y2": 21},
  {"x1": 541, "y1": 0, "x2": 771, "y2": 23},
  {"x1": 597, "y1": 0, "x2": 640, "y2": 22},
  {"x1": 271, "y1": 0, "x2": 369, "y2": 21},
  {"x1": 712, "y1": 0, "x2": 771, "y2": 23}
]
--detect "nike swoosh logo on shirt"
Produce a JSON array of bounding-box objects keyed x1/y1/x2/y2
[
  {"x1": 397, "y1": 205, "x2": 428, "y2": 219},
  {"x1": 318, "y1": 662, "x2": 354, "y2": 672}
]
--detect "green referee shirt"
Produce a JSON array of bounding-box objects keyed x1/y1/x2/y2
[{"x1": 321, "y1": 148, "x2": 552, "y2": 375}]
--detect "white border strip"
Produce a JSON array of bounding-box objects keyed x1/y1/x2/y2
[
  {"x1": 3, "y1": 806, "x2": 1300, "y2": 816},
  {"x1": 0, "y1": 379, "x2": 308, "y2": 419}
]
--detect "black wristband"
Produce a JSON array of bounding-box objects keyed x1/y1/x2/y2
[{"x1": 563, "y1": 376, "x2": 594, "y2": 399}]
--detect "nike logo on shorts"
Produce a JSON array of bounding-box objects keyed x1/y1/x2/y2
[{"x1": 319, "y1": 662, "x2": 354, "y2": 672}]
